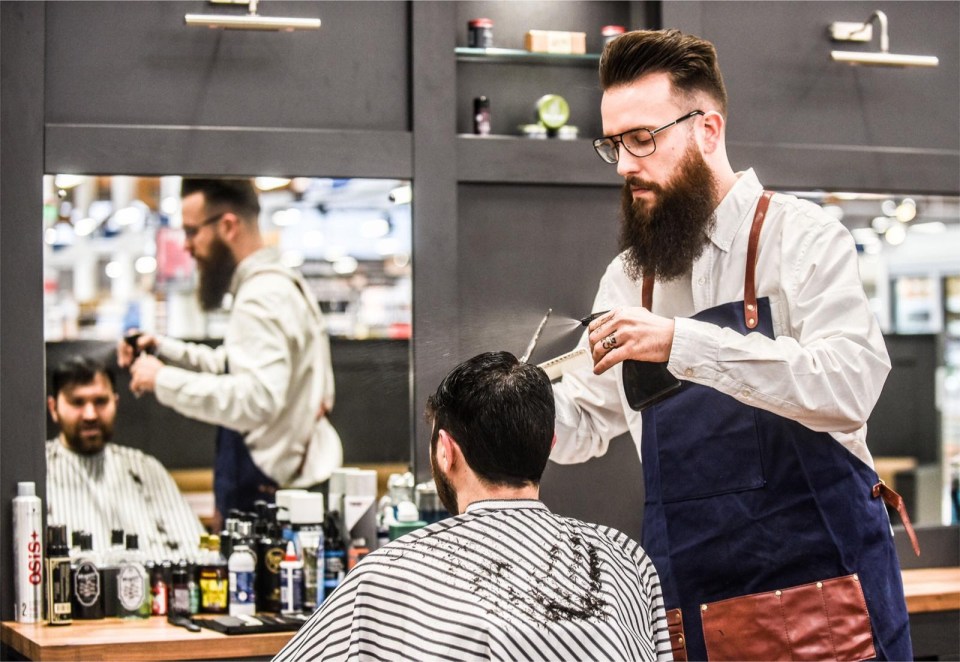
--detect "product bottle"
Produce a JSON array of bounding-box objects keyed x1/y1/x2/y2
[
  {"x1": 322, "y1": 510, "x2": 346, "y2": 602},
  {"x1": 473, "y1": 96, "x2": 492, "y2": 135},
  {"x1": 289, "y1": 493, "x2": 326, "y2": 612},
  {"x1": 72, "y1": 532, "x2": 104, "y2": 619},
  {"x1": 45, "y1": 524, "x2": 73, "y2": 625},
  {"x1": 198, "y1": 535, "x2": 229, "y2": 614},
  {"x1": 170, "y1": 562, "x2": 191, "y2": 618},
  {"x1": 100, "y1": 528, "x2": 125, "y2": 618},
  {"x1": 13, "y1": 481, "x2": 43, "y2": 623},
  {"x1": 343, "y1": 470, "x2": 378, "y2": 551},
  {"x1": 389, "y1": 500, "x2": 428, "y2": 542},
  {"x1": 347, "y1": 538, "x2": 370, "y2": 572},
  {"x1": 228, "y1": 532, "x2": 257, "y2": 617},
  {"x1": 149, "y1": 560, "x2": 170, "y2": 616},
  {"x1": 255, "y1": 507, "x2": 285, "y2": 613},
  {"x1": 275, "y1": 489, "x2": 308, "y2": 543},
  {"x1": 279, "y1": 541, "x2": 304, "y2": 615},
  {"x1": 117, "y1": 533, "x2": 151, "y2": 619}
]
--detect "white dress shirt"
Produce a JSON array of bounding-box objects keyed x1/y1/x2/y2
[
  {"x1": 154, "y1": 247, "x2": 342, "y2": 487},
  {"x1": 553, "y1": 169, "x2": 891, "y2": 469}
]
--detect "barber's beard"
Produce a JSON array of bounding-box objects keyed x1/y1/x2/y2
[
  {"x1": 619, "y1": 144, "x2": 718, "y2": 283},
  {"x1": 197, "y1": 235, "x2": 237, "y2": 312},
  {"x1": 430, "y1": 446, "x2": 459, "y2": 516}
]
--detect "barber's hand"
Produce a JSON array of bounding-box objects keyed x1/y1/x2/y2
[
  {"x1": 587, "y1": 307, "x2": 676, "y2": 375},
  {"x1": 117, "y1": 331, "x2": 159, "y2": 368},
  {"x1": 129, "y1": 355, "x2": 164, "y2": 397}
]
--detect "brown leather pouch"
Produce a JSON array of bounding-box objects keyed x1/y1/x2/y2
[
  {"x1": 666, "y1": 608, "x2": 688, "y2": 661},
  {"x1": 700, "y1": 574, "x2": 875, "y2": 661}
]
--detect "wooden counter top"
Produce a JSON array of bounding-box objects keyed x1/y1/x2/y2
[
  {"x1": 901, "y1": 567, "x2": 960, "y2": 614},
  {"x1": 3, "y1": 569, "x2": 955, "y2": 660},
  {"x1": 0, "y1": 617, "x2": 295, "y2": 661}
]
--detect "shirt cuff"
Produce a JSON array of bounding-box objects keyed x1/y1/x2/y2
[{"x1": 667, "y1": 316, "x2": 720, "y2": 383}]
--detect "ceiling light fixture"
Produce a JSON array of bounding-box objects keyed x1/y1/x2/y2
[
  {"x1": 185, "y1": 0, "x2": 320, "y2": 32},
  {"x1": 830, "y1": 10, "x2": 938, "y2": 67}
]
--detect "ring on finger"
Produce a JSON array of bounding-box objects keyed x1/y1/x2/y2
[{"x1": 601, "y1": 333, "x2": 617, "y2": 351}]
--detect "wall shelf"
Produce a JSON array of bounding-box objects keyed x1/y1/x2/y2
[
  {"x1": 456, "y1": 135, "x2": 621, "y2": 186},
  {"x1": 455, "y1": 47, "x2": 600, "y2": 66}
]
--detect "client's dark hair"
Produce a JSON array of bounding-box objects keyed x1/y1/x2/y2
[
  {"x1": 181, "y1": 178, "x2": 261, "y2": 224},
  {"x1": 49, "y1": 355, "x2": 116, "y2": 398},
  {"x1": 425, "y1": 351, "x2": 555, "y2": 487}
]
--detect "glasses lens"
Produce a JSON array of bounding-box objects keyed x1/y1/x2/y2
[
  {"x1": 593, "y1": 139, "x2": 619, "y2": 164},
  {"x1": 622, "y1": 128, "x2": 655, "y2": 158}
]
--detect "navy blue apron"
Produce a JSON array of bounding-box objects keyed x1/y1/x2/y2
[
  {"x1": 214, "y1": 360, "x2": 278, "y2": 518},
  {"x1": 640, "y1": 192, "x2": 911, "y2": 660}
]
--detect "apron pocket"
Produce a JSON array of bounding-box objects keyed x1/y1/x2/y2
[
  {"x1": 657, "y1": 391, "x2": 765, "y2": 503},
  {"x1": 700, "y1": 574, "x2": 875, "y2": 661}
]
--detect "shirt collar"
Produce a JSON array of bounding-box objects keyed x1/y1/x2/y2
[
  {"x1": 229, "y1": 246, "x2": 281, "y2": 296},
  {"x1": 709, "y1": 168, "x2": 764, "y2": 253},
  {"x1": 464, "y1": 499, "x2": 548, "y2": 514}
]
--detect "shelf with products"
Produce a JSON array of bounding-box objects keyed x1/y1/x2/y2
[{"x1": 455, "y1": 47, "x2": 600, "y2": 66}]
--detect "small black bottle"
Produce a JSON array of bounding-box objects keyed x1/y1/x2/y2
[
  {"x1": 473, "y1": 96, "x2": 491, "y2": 136},
  {"x1": 45, "y1": 524, "x2": 72, "y2": 625}
]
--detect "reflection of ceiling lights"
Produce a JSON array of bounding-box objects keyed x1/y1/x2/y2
[
  {"x1": 911, "y1": 221, "x2": 946, "y2": 234},
  {"x1": 871, "y1": 216, "x2": 891, "y2": 233},
  {"x1": 389, "y1": 185, "x2": 412, "y2": 205},
  {"x1": 114, "y1": 205, "x2": 146, "y2": 226},
  {"x1": 884, "y1": 224, "x2": 907, "y2": 245},
  {"x1": 895, "y1": 198, "x2": 917, "y2": 223},
  {"x1": 271, "y1": 208, "x2": 302, "y2": 226},
  {"x1": 135, "y1": 256, "x2": 157, "y2": 275},
  {"x1": 53, "y1": 174, "x2": 86, "y2": 189},
  {"x1": 332, "y1": 256, "x2": 359, "y2": 275},
  {"x1": 360, "y1": 217, "x2": 391, "y2": 239},
  {"x1": 160, "y1": 196, "x2": 180, "y2": 216},
  {"x1": 255, "y1": 177, "x2": 292, "y2": 191},
  {"x1": 104, "y1": 261, "x2": 123, "y2": 279}
]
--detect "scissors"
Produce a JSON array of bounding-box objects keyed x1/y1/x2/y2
[{"x1": 520, "y1": 308, "x2": 552, "y2": 363}]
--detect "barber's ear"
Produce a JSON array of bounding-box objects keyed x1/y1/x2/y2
[
  {"x1": 47, "y1": 396, "x2": 59, "y2": 424},
  {"x1": 551, "y1": 433, "x2": 557, "y2": 451},
  {"x1": 218, "y1": 212, "x2": 240, "y2": 240},
  {"x1": 700, "y1": 110, "x2": 724, "y2": 154}
]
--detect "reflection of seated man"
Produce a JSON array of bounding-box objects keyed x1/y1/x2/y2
[
  {"x1": 46, "y1": 356, "x2": 205, "y2": 562},
  {"x1": 275, "y1": 351, "x2": 672, "y2": 662}
]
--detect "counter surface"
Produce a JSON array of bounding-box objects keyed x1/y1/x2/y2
[
  {"x1": 2, "y1": 568, "x2": 956, "y2": 661},
  {"x1": 0, "y1": 616, "x2": 295, "y2": 661}
]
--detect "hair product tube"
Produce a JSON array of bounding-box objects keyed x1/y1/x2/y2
[{"x1": 13, "y1": 482, "x2": 43, "y2": 623}]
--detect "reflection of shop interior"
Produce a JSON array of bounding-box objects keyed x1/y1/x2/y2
[{"x1": 43, "y1": 175, "x2": 412, "y2": 341}]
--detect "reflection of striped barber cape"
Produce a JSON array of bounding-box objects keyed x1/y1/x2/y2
[
  {"x1": 275, "y1": 499, "x2": 672, "y2": 662},
  {"x1": 45, "y1": 440, "x2": 205, "y2": 563}
]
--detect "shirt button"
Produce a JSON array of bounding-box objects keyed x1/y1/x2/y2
[
  {"x1": 684, "y1": 368, "x2": 694, "y2": 377},
  {"x1": 698, "y1": 277, "x2": 706, "y2": 286},
  {"x1": 741, "y1": 389, "x2": 750, "y2": 398}
]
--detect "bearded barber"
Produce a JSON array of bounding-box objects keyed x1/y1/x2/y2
[
  {"x1": 118, "y1": 179, "x2": 342, "y2": 530},
  {"x1": 551, "y1": 30, "x2": 913, "y2": 660}
]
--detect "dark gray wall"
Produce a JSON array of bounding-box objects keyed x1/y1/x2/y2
[
  {"x1": 1, "y1": 0, "x2": 47, "y2": 626},
  {"x1": 665, "y1": 1, "x2": 960, "y2": 193}
]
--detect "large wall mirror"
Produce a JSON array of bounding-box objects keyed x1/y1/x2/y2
[
  {"x1": 795, "y1": 190, "x2": 960, "y2": 527},
  {"x1": 43, "y1": 174, "x2": 413, "y2": 502}
]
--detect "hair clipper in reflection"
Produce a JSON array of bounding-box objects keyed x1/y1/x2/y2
[{"x1": 581, "y1": 311, "x2": 681, "y2": 411}]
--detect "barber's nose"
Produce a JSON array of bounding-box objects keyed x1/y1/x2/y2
[
  {"x1": 616, "y1": 149, "x2": 643, "y2": 179},
  {"x1": 81, "y1": 402, "x2": 98, "y2": 419}
]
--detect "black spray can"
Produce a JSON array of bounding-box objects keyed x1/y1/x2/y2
[{"x1": 45, "y1": 524, "x2": 72, "y2": 625}]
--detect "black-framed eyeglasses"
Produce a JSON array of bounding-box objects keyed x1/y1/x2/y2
[
  {"x1": 183, "y1": 212, "x2": 225, "y2": 240},
  {"x1": 592, "y1": 110, "x2": 704, "y2": 164}
]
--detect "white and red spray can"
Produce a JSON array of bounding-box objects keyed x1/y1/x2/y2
[{"x1": 13, "y1": 481, "x2": 43, "y2": 622}]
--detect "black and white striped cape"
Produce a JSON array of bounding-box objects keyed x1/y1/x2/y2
[{"x1": 275, "y1": 499, "x2": 672, "y2": 661}]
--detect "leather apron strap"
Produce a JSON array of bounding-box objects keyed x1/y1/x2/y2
[{"x1": 744, "y1": 191, "x2": 773, "y2": 329}]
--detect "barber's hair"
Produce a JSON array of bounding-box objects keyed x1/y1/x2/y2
[
  {"x1": 181, "y1": 178, "x2": 261, "y2": 224},
  {"x1": 600, "y1": 29, "x2": 728, "y2": 117},
  {"x1": 49, "y1": 355, "x2": 116, "y2": 398},
  {"x1": 425, "y1": 351, "x2": 555, "y2": 488}
]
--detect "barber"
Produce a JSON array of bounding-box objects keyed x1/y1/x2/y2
[
  {"x1": 118, "y1": 179, "x2": 342, "y2": 530},
  {"x1": 552, "y1": 30, "x2": 913, "y2": 660}
]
